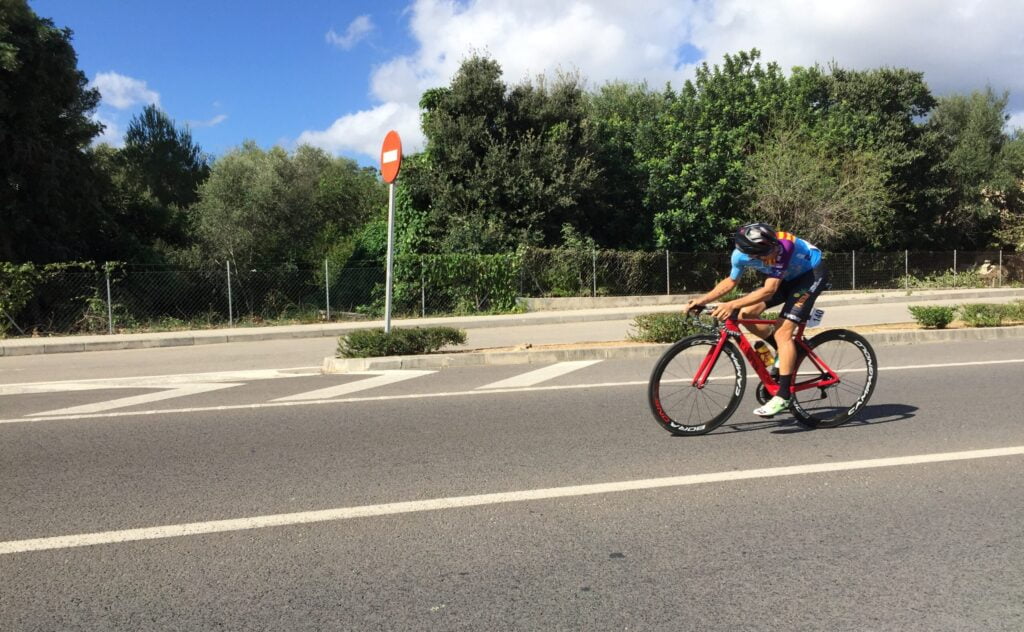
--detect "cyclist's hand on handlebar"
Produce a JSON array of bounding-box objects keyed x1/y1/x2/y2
[
  {"x1": 684, "y1": 299, "x2": 705, "y2": 315},
  {"x1": 710, "y1": 302, "x2": 736, "y2": 321}
]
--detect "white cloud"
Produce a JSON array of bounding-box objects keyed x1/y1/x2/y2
[
  {"x1": 296, "y1": 102, "x2": 424, "y2": 159},
  {"x1": 299, "y1": 0, "x2": 1024, "y2": 161},
  {"x1": 1008, "y1": 111, "x2": 1024, "y2": 134},
  {"x1": 327, "y1": 15, "x2": 374, "y2": 50},
  {"x1": 90, "y1": 71, "x2": 160, "y2": 110},
  {"x1": 187, "y1": 114, "x2": 228, "y2": 128},
  {"x1": 683, "y1": 0, "x2": 1024, "y2": 103},
  {"x1": 92, "y1": 113, "x2": 123, "y2": 148}
]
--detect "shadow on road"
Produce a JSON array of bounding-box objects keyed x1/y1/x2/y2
[{"x1": 712, "y1": 403, "x2": 918, "y2": 435}]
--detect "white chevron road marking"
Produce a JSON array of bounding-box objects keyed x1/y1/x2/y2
[
  {"x1": 476, "y1": 360, "x2": 603, "y2": 390},
  {"x1": 30, "y1": 383, "x2": 242, "y2": 416},
  {"x1": 272, "y1": 370, "x2": 436, "y2": 401}
]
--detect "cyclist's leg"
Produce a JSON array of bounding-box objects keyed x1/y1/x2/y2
[
  {"x1": 773, "y1": 272, "x2": 817, "y2": 396},
  {"x1": 739, "y1": 301, "x2": 772, "y2": 340},
  {"x1": 756, "y1": 268, "x2": 830, "y2": 416},
  {"x1": 744, "y1": 280, "x2": 788, "y2": 344},
  {"x1": 773, "y1": 266, "x2": 830, "y2": 392}
]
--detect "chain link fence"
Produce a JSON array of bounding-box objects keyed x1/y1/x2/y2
[{"x1": 2, "y1": 251, "x2": 1021, "y2": 337}]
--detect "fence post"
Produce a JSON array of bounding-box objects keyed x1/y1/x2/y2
[
  {"x1": 105, "y1": 263, "x2": 113, "y2": 335},
  {"x1": 998, "y1": 249, "x2": 1003, "y2": 287},
  {"x1": 592, "y1": 249, "x2": 597, "y2": 298},
  {"x1": 324, "y1": 258, "x2": 331, "y2": 322},
  {"x1": 851, "y1": 251, "x2": 856, "y2": 291},
  {"x1": 226, "y1": 260, "x2": 233, "y2": 327},
  {"x1": 905, "y1": 250, "x2": 909, "y2": 291},
  {"x1": 665, "y1": 249, "x2": 670, "y2": 295},
  {"x1": 421, "y1": 265, "x2": 426, "y2": 318},
  {"x1": 953, "y1": 249, "x2": 957, "y2": 277}
]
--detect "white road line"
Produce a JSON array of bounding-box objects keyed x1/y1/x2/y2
[
  {"x1": 2, "y1": 445, "x2": 1021, "y2": 556},
  {"x1": 272, "y1": 370, "x2": 435, "y2": 402},
  {"x1": 2, "y1": 357, "x2": 1023, "y2": 425},
  {"x1": 476, "y1": 360, "x2": 603, "y2": 390},
  {"x1": 0, "y1": 367, "x2": 316, "y2": 395},
  {"x1": 29, "y1": 383, "x2": 242, "y2": 416}
]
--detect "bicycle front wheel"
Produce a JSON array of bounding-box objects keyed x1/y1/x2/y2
[
  {"x1": 791, "y1": 329, "x2": 878, "y2": 429},
  {"x1": 648, "y1": 334, "x2": 746, "y2": 436}
]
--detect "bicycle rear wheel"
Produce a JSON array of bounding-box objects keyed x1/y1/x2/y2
[
  {"x1": 790, "y1": 329, "x2": 877, "y2": 429},
  {"x1": 648, "y1": 334, "x2": 746, "y2": 436}
]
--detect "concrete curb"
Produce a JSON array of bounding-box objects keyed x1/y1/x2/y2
[
  {"x1": 321, "y1": 325, "x2": 1024, "y2": 373},
  {"x1": 3, "y1": 287, "x2": 1022, "y2": 357}
]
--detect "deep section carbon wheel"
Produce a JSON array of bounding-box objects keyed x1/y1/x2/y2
[
  {"x1": 790, "y1": 329, "x2": 878, "y2": 429},
  {"x1": 648, "y1": 334, "x2": 746, "y2": 436}
]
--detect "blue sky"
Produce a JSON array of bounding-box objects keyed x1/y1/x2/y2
[
  {"x1": 31, "y1": 1, "x2": 1024, "y2": 165},
  {"x1": 33, "y1": 0, "x2": 416, "y2": 161}
]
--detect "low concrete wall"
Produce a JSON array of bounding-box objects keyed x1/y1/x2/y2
[{"x1": 521, "y1": 287, "x2": 1024, "y2": 312}]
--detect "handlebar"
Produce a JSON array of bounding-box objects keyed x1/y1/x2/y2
[{"x1": 685, "y1": 304, "x2": 723, "y2": 332}]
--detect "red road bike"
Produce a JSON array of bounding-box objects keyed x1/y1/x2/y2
[{"x1": 648, "y1": 306, "x2": 878, "y2": 435}]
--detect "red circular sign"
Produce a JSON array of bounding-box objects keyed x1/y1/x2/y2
[{"x1": 380, "y1": 130, "x2": 402, "y2": 183}]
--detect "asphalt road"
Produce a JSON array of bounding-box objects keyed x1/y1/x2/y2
[{"x1": 2, "y1": 338, "x2": 1023, "y2": 630}]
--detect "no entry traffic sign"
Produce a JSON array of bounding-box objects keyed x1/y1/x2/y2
[{"x1": 380, "y1": 130, "x2": 402, "y2": 183}]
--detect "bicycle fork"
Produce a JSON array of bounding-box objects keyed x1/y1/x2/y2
[{"x1": 691, "y1": 333, "x2": 729, "y2": 388}]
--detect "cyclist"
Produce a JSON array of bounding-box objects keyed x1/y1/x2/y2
[{"x1": 683, "y1": 222, "x2": 829, "y2": 417}]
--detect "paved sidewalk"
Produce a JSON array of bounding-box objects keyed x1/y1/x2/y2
[{"x1": 2, "y1": 287, "x2": 1022, "y2": 357}]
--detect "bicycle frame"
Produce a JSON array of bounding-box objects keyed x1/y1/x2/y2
[{"x1": 692, "y1": 316, "x2": 840, "y2": 397}]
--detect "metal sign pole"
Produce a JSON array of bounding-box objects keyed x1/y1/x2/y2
[{"x1": 384, "y1": 182, "x2": 396, "y2": 334}]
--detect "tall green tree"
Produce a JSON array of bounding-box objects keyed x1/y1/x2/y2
[
  {"x1": 786, "y1": 65, "x2": 941, "y2": 249},
  {"x1": 743, "y1": 125, "x2": 891, "y2": 249},
  {"x1": 927, "y1": 88, "x2": 1013, "y2": 247},
  {"x1": 411, "y1": 55, "x2": 600, "y2": 253},
  {"x1": 97, "y1": 105, "x2": 211, "y2": 257},
  {"x1": 647, "y1": 50, "x2": 789, "y2": 250},
  {"x1": 587, "y1": 81, "x2": 669, "y2": 248},
  {"x1": 0, "y1": 0, "x2": 110, "y2": 262},
  {"x1": 121, "y1": 105, "x2": 210, "y2": 209}
]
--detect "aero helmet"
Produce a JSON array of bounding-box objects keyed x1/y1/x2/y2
[{"x1": 734, "y1": 222, "x2": 778, "y2": 256}]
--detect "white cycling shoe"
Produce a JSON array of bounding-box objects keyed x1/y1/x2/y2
[{"x1": 754, "y1": 396, "x2": 790, "y2": 417}]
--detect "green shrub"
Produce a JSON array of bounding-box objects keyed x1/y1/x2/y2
[
  {"x1": 908, "y1": 305, "x2": 955, "y2": 329},
  {"x1": 336, "y1": 326, "x2": 467, "y2": 358},
  {"x1": 999, "y1": 300, "x2": 1024, "y2": 320},
  {"x1": 630, "y1": 312, "x2": 709, "y2": 343},
  {"x1": 959, "y1": 303, "x2": 1004, "y2": 327},
  {"x1": 905, "y1": 269, "x2": 985, "y2": 289}
]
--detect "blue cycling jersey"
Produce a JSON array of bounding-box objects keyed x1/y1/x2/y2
[{"x1": 729, "y1": 232, "x2": 821, "y2": 281}]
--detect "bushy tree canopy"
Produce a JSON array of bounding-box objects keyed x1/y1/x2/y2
[
  {"x1": 0, "y1": 0, "x2": 107, "y2": 262},
  {"x1": 191, "y1": 143, "x2": 384, "y2": 265}
]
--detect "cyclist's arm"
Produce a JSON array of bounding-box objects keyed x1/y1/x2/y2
[
  {"x1": 686, "y1": 277, "x2": 737, "y2": 311},
  {"x1": 730, "y1": 276, "x2": 781, "y2": 308}
]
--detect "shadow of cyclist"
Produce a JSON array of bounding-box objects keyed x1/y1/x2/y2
[{"x1": 708, "y1": 403, "x2": 918, "y2": 435}]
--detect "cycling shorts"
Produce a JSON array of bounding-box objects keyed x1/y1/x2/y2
[{"x1": 764, "y1": 265, "x2": 830, "y2": 323}]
